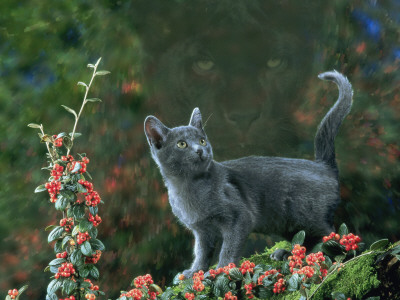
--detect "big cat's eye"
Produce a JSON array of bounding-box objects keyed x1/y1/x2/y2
[
  {"x1": 192, "y1": 58, "x2": 215, "y2": 75},
  {"x1": 266, "y1": 57, "x2": 287, "y2": 70},
  {"x1": 177, "y1": 141, "x2": 188, "y2": 149},
  {"x1": 200, "y1": 138, "x2": 207, "y2": 146}
]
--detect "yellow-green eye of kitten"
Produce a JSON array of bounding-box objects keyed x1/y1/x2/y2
[
  {"x1": 200, "y1": 138, "x2": 207, "y2": 146},
  {"x1": 177, "y1": 141, "x2": 187, "y2": 148}
]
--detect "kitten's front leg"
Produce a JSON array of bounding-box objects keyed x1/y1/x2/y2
[
  {"x1": 217, "y1": 221, "x2": 251, "y2": 268},
  {"x1": 182, "y1": 228, "x2": 217, "y2": 278}
]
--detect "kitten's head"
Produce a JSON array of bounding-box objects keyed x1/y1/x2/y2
[{"x1": 144, "y1": 108, "x2": 213, "y2": 176}]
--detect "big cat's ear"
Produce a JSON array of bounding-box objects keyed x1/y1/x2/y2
[
  {"x1": 144, "y1": 116, "x2": 170, "y2": 149},
  {"x1": 189, "y1": 107, "x2": 204, "y2": 130}
]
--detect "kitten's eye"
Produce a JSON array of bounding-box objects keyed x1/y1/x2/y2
[
  {"x1": 177, "y1": 141, "x2": 188, "y2": 149},
  {"x1": 266, "y1": 57, "x2": 287, "y2": 70},
  {"x1": 199, "y1": 138, "x2": 207, "y2": 146},
  {"x1": 192, "y1": 59, "x2": 215, "y2": 75}
]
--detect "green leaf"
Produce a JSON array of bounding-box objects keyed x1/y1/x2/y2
[
  {"x1": 61, "y1": 105, "x2": 78, "y2": 119},
  {"x1": 44, "y1": 266, "x2": 50, "y2": 272},
  {"x1": 338, "y1": 223, "x2": 348, "y2": 236},
  {"x1": 49, "y1": 258, "x2": 66, "y2": 266},
  {"x1": 89, "y1": 206, "x2": 98, "y2": 216},
  {"x1": 71, "y1": 162, "x2": 81, "y2": 173},
  {"x1": 90, "y1": 265, "x2": 100, "y2": 279},
  {"x1": 47, "y1": 279, "x2": 62, "y2": 295},
  {"x1": 46, "y1": 294, "x2": 58, "y2": 300},
  {"x1": 18, "y1": 285, "x2": 29, "y2": 295},
  {"x1": 86, "y1": 98, "x2": 102, "y2": 103},
  {"x1": 90, "y1": 239, "x2": 105, "y2": 251},
  {"x1": 80, "y1": 265, "x2": 91, "y2": 277},
  {"x1": 95, "y1": 57, "x2": 102, "y2": 67},
  {"x1": 59, "y1": 190, "x2": 76, "y2": 201},
  {"x1": 292, "y1": 230, "x2": 306, "y2": 247},
  {"x1": 70, "y1": 249, "x2": 83, "y2": 266},
  {"x1": 45, "y1": 224, "x2": 58, "y2": 232},
  {"x1": 48, "y1": 226, "x2": 64, "y2": 243},
  {"x1": 72, "y1": 205, "x2": 86, "y2": 219},
  {"x1": 62, "y1": 235, "x2": 72, "y2": 249},
  {"x1": 244, "y1": 271, "x2": 252, "y2": 285},
  {"x1": 287, "y1": 273, "x2": 300, "y2": 291},
  {"x1": 365, "y1": 297, "x2": 381, "y2": 300},
  {"x1": 72, "y1": 225, "x2": 80, "y2": 236},
  {"x1": 89, "y1": 227, "x2": 98, "y2": 239},
  {"x1": 81, "y1": 240, "x2": 93, "y2": 256},
  {"x1": 79, "y1": 219, "x2": 93, "y2": 232},
  {"x1": 334, "y1": 254, "x2": 346, "y2": 263},
  {"x1": 55, "y1": 196, "x2": 69, "y2": 211},
  {"x1": 95, "y1": 70, "x2": 110, "y2": 76},
  {"x1": 228, "y1": 267, "x2": 243, "y2": 281},
  {"x1": 35, "y1": 184, "x2": 47, "y2": 193},
  {"x1": 331, "y1": 291, "x2": 346, "y2": 300},
  {"x1": 63, "y1": 279, "x2": 77, "y2": 295},
  {"x1": 69, "y1": 132, "x2": 82, "y2": 138},
  {"x1": 54, "y1": 240, "x2": 63, "y2": 253},
  {"x1": 87, "y1": 64, "x2": 95, "y2": 68},
  {"x1": 56, "y1": 132, "x2": 67, "y2": 139},
  {"x1": 39, "y1": 133, "x2": 53, "y2": 143},
  {"x1": 214, "y1": 275, "x2": 230, "y2": 297},
  {"x1": 77, "y1": 81, "x2": 88, "y2": 88},
  {"x1": 76, "y1": 183, "x2": 87, "y2": 194},
  {"x1": 370, "y1": 239, "x2": 389, "y2": 251},
  {"x1": 322, "y1": 240, "x2": 344, "y2": 256},
  {"x1": 6, "y1": 295, "x2": 12, "y2": 300},
  {"x1": 28, "y1": 123, "x2": 41, "y2": 129}
]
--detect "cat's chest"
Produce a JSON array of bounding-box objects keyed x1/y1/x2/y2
[{"x1": 166, "y1": 180, "x2": 210, "y2": 226}]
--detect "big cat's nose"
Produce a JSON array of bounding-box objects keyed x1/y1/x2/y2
[{"x1": 196, "y1": 148, "x2": 203, "y2": 157}]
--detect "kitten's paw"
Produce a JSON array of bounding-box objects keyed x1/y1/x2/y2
[
  {"x1": 270, "y1": 248, "x2": 290, "y2": 261},
  {"x1": 182, "y1": 269, "x2": 195, "y2": 279}
]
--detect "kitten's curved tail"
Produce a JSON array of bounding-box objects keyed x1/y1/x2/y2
[{"x1": 314, "y1": 70, "x2": 353, "y2": 170}]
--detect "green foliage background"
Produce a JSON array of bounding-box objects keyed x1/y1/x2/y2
[{"x1": 0, "y1": 1, "x2": 399, "y2": 298}]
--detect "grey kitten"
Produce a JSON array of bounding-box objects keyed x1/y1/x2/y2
[{"x1": 144, "y1": 70, "x2": 353, "y2": 278}]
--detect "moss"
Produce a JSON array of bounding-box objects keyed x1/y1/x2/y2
[{"x1": 243, "y1": 240, "x2": 292, "y2": 266}]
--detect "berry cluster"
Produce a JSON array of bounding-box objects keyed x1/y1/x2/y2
[
  {"x1": 224, "y1": 291, "x2": 238, "y2": 300},
  {"x1": 61, "y1": 155, "x2": 74, "y2": 162},
  {"x1": 70, "y1": 160, "x2": 87, "y2": 174},
  {"x1": 85, "y1": 250, "x2": 102, "y2": 264},
  {"x1": 239, "y1": 260, "x2": 255, "y2": 274},
  {"x1": 56, "y1": 251, "x2": 68, "y2": 259},
  {"x1": 257, "y1": 269, "x2": 280, "y2": 285},
  {"x1": 7, "y1": 289, "x2": 19, "y2": 299},
  {"x1": 273, "y1": 278, "x2": 286, "y2": 294},
  {"x1": 322, "y1": 232, "x2": 341, "y2": 243},
  {"x1": 60, "y1": 296, "x2": 76, "y2": 300},
  {"x1": 133, "y1": 274, "x2": 154, "y2": 288},
  {"x1": 85, "y1": 190, "x2": 101, "y2": 207},
  {"x1": 88, "y1": 213, "x2": 102, "y2": 227},
  {"x1": 244, "y1": 283, "x2": 256, "y2": 299},
  {"x1": 192, "y1": 270, "x2": 205, "y2": 292},
  {"x1": 51, "y1": 164, "x2": 64, "y2": 180},
  {"x1": 77, "y1": 232, "x2": 91, "y2": 244},
  {"x1": 85, "y1": 294, "x2": 96, "y2": 300},
  {"x1": 184, "y1": 292, "x2": 195, "y2": 300},
  {"x1": 52, "y1": 135, "x2": 63, "y2": 147},
  {"x1": 288, "y1": 244, "x2": 306, "y2": 273},
  {"x1": 55, "y1": 262, "x2": 75, "y2": 279},
  {"x1": 340, "y1": 233, "x2": 362, "y2": 251},
  {"x1": 305, "y1": 252, "x2": 325, "y2": 266},
  {"x1": 45, "y1": 180, "x2": 61, "y2": 203},
  {"x1": 60, "y1": 217, "x2": 74, "y2": 232},
  {"x1": 120, "y1": 289, "x2": 143, "y2": 300},
  {"x1": 295, "y1": 266, "x2": 315, "y2": 279},
  {"x1": 209, "y1": 263, "x2": 236, "y2": 279},
  {"x1": 84, "y1": 279, "x2": 99, "y2": 291}
]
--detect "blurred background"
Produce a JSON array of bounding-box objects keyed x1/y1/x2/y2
[{"x1": 0, "y1": 0, "x2": 399, "y2": 298}]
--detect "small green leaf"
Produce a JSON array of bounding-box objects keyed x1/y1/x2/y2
[
  {"x1": 72, "y1": 225, "x2": 80, "y2": 236},
  {"x1": 44, "y1": 266, "x2": 50, "y2": 272},
  {"x1": 86, "y1": 98, "x2": 102, "y2": 103},
  {"x1": 89, "y1": 227, "x2": 98, "y2": 239},
  {"x1": 244, "y1": 271, "x2": 252, "y2": 285},
  {"x1": 59, "y1": 190, "x2": 76, "y2": 201},
  {"x1": 39, "y1": 133, "x2": 53, "y2": 143},
  {"x1": 287, "y1": 273, "x2": 300, "y2": 291},
  {"x1": 338, "y1": 223, "x2": 348, "y2": 236},
  {"x1": 6, "y1": 294, "x2": 12, "y2": 300},
  {"x1": 214, "y1": 275, "x2": 230, "y2": 297},
  {"x1": 72, "y1": 205, "x2": 86, "y2": 220},
  {"x1": 49, "y1": 258, "x2": 66, "y2": 266},
  {"x1": 61, "y1": 105, "x2": 78, "y2": 119},
  {"x1": 292, "y1": 230, "x2": 306, "y2": 247},
  {"x1": 89, "y1": 206, "x2": 98, "y2": 216},
  {"x1": 18, "y1": 285, "x2": 29, "y2": 295},
  {"x1": 56, "y1": 132, "x2": 67, "y2": 139},
  {"x1": 228, "y1": 267, "x2": 243, "y2": 281},
  {"x1": 370, "y1": 239, "x2": 389, "y2": 251},
  {"x1": 55, "y1": 196, "x2": 69, "y2": 211},
  {"x1": 28, "y1": 123, "x2": 41, "y2": 129},
  {"x1": 95, "y1": 70, "x2": 110, "y2": 76},
  {"x1": 47, "y1": 279, "x2": 62, "y2": 295},
  {"x1": 95, "y1": 57, "x2": 102, "y2": 67},
  {"x1": 322, "y1": 240, "x2": 344, "y2": 256},
  {"x1": 69, "y1": 132, "x2": 82, "y2": 138},
  {"x1": 62, "y1": 235, "x2": 72, "y2": 249},
  {"x1": 87, "y1": 64, "x2": 95, "y2": 68},
  {"x1": 63, "y1": 279, "x2": 77, "y2": 295},
  {"x1": 48, "y1": 226, "x2": 64, "y2": 243},
  {"x1": 80, "y1": 265, "x2": 91, "y2": 277},
  {"x1": 331, "y1": 291, "x2": 346, "y2": 300},
  {"x1": 46, "y1": 293, "x2": 58, "y2": 300},
  {"x1": 45, "y1": 224, "x2": 58, "y2": 232},
  {"x1": 70, "y1": 249, "x2": 83, "y2": 266},
  {"x1": 81, "y1": 240, "x2": 93, "y2": 256},
  {"x1": 54, "y1": 240, "x2": 63, "y2": 253},
  {"x1": 71, "y1": 162, "x2": 81, "y2": 173},
  {"x1": 90, "y1": 265, "x2": 100, "y2": 279},
  {"x1": 35, "y1": 184, "x2": 47, "y2": 193},
  {"x1": 77, "y1": 81, "x2": 88, "y2": 88},
  {"x1": 79, "y1": 219, "x2": 93, "y2": 232},
  {"x1": 90, "y1": 239, "x2": 105, "y2": 251},
  {"x1": 63, "y1": 136, "x2": 73, "y2": 149}
]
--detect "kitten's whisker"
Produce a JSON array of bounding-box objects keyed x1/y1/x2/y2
[{"x1": 203, "y1": 113, "x2": 213, "y2": 129}]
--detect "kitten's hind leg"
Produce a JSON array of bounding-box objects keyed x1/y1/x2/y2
[{"x1": 182, "y1": 227, "x2": 218, "y2": 278}]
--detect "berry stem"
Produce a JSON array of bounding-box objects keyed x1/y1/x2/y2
[
  {"x1": 66, "y1": 58, "x2": 101, "y2": 156},
  {"x1": 40, "y1": 124, "x2": 56, "y2": 163}
]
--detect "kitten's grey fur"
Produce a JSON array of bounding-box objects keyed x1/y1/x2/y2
[{"x1": 144, "y1": 70, "x2": 353, "y2": 278}]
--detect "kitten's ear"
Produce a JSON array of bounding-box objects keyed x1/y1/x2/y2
[
  {"x1": 144, "y1": 116, "x2": 170, "y2": 149},
  {"x1": 189, "y1": 107, "x2": 204, "y2": 130}
]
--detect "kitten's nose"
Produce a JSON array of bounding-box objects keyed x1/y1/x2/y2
[{"x1": 196, "y1": 148, "x2": 203, "y2": 157}]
